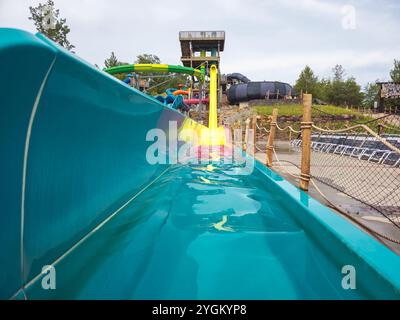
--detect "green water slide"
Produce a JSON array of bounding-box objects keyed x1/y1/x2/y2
[
  {"x1": 104, "y1": 63, "x2": 204, "y2": 80},
  {"x1": 1, "y1": 29, "x2": 400, "y2": 300}
]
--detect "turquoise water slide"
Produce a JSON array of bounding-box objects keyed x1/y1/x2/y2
[{"x1": 1, "y1": 29, "x2": 400, "y2": 299}]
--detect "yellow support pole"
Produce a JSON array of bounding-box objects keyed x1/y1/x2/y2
[
  {"x1": 209, "y1": 64, "x2": 218, "y2": 132},
  {"x1": 199, "y1": 64, "x2": 225, "y2": 146}
]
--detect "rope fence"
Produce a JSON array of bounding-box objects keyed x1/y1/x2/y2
[{"x1": 244, "y1": 94, "x2": 400, "y2": 242}]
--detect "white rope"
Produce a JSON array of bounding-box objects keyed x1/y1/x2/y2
[
  {"x1": 272, "y1": 148, "x2": 301, "y2": 179},
  {"x1": 256, "y1": 122, "x2": 270, "y2": 133},
  {"x1": 255, "y1": 144, "x2": 266, "y2": 152},
  {"x1": 275, "y1": 123, "x2": 300, "y2": 133}
]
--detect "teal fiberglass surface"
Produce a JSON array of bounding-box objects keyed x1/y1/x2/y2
[
  {"x1": 0, "y1": 28, "x2": 183, "y2": 298},
  {"x1": 19, "y1": 161, "x2": 397, "y2": 299},
  {"x1": 1, "y1": 29, "x2": 400, "y2": 299}
]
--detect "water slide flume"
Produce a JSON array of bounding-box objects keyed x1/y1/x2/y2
[
  {"x1": 104, "y1": 63, "x2": 204, "y2": 80},
  {"x1": 200, "y1": 64, "x2": 226, "y2": 146},
  {"x1": 173, "y1": 90, "x2": 190, "y2": 96},
  {"x1": 3, "y1": 30, "x2": 399, "y2": 299},
  {"x1": 105, "y1": 63, "x2": 225, "y2": 147},
  {"x1": 184, "y1": 98, "x2": 209, "y2": 104}
]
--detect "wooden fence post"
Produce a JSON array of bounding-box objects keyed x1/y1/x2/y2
[
  {"x1": 300, "y1": 94, "x2": 312, "y2": 191},
  {"x1": 377, "y1": 124, "x2": 384, "y2": 136},
  {"x1": 251, "y1": 115, "x2": 257, "y2": 155},
  {"x1": 266, "y1": 108, "x2": 278, "y2": 167},
  {"x1": 244, "y1": 118, "x2": 250, "y2": 151}
]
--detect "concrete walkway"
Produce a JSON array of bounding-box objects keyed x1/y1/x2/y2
[{"x1": 255, "y1": 143, "x2": 400, "y2": 255}]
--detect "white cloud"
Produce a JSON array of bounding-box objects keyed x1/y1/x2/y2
[
  {"x1": 223, "y1": 49, "x2": 397, "y2": 82},
  {"x1": 279, "y1": 0, "x2": 341, "y2": 15},
  {"x1": 0, "y1": 0, "x2": 399, "y2": 85}
]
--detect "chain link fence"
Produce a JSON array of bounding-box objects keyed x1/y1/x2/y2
[{"x1": 252, "y1": 102, "x2": 400, "y2": 236}]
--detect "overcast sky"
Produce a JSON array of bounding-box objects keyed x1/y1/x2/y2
[{"x1": 1, "y1": 0, "x2": 399, "y2": 86}]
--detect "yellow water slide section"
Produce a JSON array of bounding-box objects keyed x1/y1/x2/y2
[
  {"x1": 178, "y1": 117, "x2": 208, "y2": 144},
  {"x1": 133, "y1": 64, "x2": 169, "y2": 72},
  {"x1": 200, "y1": 64, "x2": 225, "y2": 146}
]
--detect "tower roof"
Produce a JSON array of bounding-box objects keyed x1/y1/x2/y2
[
  {"x1": 179, "y1": 31, "x2": 225, "y2": 51},
  {"x1": 179, "y1": 31, "x2": 225, "y2": 68}
]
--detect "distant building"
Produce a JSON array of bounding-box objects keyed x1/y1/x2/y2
[{"x1": 376, "y1": 82, "x2": 400, "y2": 112}]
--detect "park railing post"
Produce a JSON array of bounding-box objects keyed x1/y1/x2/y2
[
  {"x1": 251, "y1": 115, "x2": 257, "y2": 155},
  {"x1": 244, "y1": 118, "x2": 250, "y2": 151},
  {"x1": 266, "y1": 108, "x2": 278, "y2": 167},
  {"x1": 300, "y1": 94, "x2": 312, "y2": 191},
  {"x1": 378, "y1": 124, "x2": 384, "y2": 136}
]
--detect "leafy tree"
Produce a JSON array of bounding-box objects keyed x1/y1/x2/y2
[
  {"x1": 343, "y1": 77, "x2": 364, "y2": 107},
  {"x1": 135, "y1": 54, "x2": 161, "y2": 65},
  {"x1": 294, "y1": 64, "x2": 368, "y2": 107},
  {"x1": 165, "y1": 75, "x2": 190, "y2": 91},
  {"x1": 146, "y1": 73, "x2": 189, "y2": 96},
  {"x1": 29, "y1": 0, "x2": 75, "y2": 51},
  {"x1": 324, "y1": 65, "x2": 363, "y2": 107},
  {"x1": 315, "y1": 78, "x2": 330, "y2": 102},
  {"x1": 326, "y1": 81, "x2": 345, "y2": 106},
  {"x1": 294, "y1": 66, "x2": 320, "y2": 97},
  {"x1": 134, "y1": 53, "x2": 188, "y2": 95},
  {"x1": 326, "y1": 65, "x2": 346, "y2": 104},
  {"x1": 363, "y1": 82, "x2": 380, "y2": 108},
  {"x1": 390, "y1": 59, "x2": 400, "y2": 82}
]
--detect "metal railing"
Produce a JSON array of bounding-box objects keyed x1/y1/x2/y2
[{"x1": 291, "y1": 139, "x2": 400, "y2": 166}]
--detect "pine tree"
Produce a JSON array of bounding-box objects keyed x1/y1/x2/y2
[
  {"x1": 390, "y1": 59, "x2": 400, "y2": 82},
  {"x1": 104, "y1": 52, "x2": 128, "y2": 80},
  {"x1": 363, "y1": 82, "x2": 379, "y2": 108},
  {"x1": 294, "y1": 66, "x2": 320, "y2": 97},
  {"x1": 104, "y1": 52, "x2": 122, "y2": 68},
  {"x1": 332, "y1": 64, "x2": 345, "y2": 82},
  {"x1": 386, "y1": 59, "x2": 400, "y2": 111}
]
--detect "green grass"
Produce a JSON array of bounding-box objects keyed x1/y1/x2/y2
[
  {"x1": 255, "y1": 104, "x2": 400, "y2": 133},
  {"x1": 255, "y1": 104, "x2": 379, "y2": 131},
  {"x1": 255, "y1": 104, "x2": 363, "y2": 117}
]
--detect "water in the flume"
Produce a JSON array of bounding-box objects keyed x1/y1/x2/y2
[{"x1": 27, "y1": 161, "x2": 369, "y2": 299}]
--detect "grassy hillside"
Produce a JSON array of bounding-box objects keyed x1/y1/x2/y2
[
  {"x1": 253, "y1": 104, "x2": 381, "y2": 131},
  {"x1": 255, "y1": 104, "x2": 363, "y2": 117}
]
